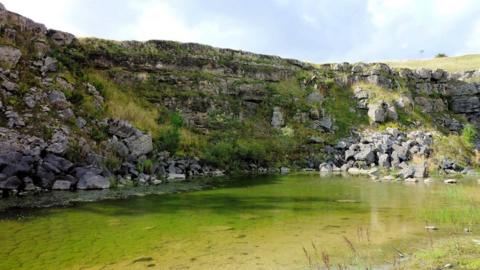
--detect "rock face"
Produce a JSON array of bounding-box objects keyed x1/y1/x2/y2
[
  {"x1": 124, "y1": 134, "x2": 153, "y2": 157},
  {"x1": 368, "y1": 101, "x2": 397, "y2": 123},
  {"x1": 271, "y1": 107, "x2": 285, "y2": 129},
  {"x1": 0, "y1": 46, "x2": 21, "y2": 68},
  {"x1": 106, "y1": 119, "x2": 153, "y2": 158}
]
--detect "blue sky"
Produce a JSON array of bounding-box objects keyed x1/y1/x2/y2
[{"x1": 3, "y1": 0, "x2": 480, "y2": 63}]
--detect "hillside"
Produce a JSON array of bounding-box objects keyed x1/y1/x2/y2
[
  {"x1": 0, "y1": 3, "x2": 480, "y2": 197},
  {"x1": 385, "y1": 54, "x2": 480, "y2": 73}
]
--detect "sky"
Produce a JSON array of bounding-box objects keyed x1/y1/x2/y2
[{"x1": 2, "y1": 0, "x2": 480, "y2": 63}]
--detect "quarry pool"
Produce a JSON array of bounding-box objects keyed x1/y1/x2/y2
[{"x1": 0, "y1": 174, "x2": 479, "y2": 270}]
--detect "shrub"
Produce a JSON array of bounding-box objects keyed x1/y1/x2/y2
[
  {"x1": 136, "y1": 159, "x2": 154, "y2": 174},
  {"x1": 170, "y1": 112, "x2": 184, "y2": 128},
  {"x1": 155, "y1": 128, "x2": 181, "y2": 154},
  {"x1": 435, "y1": 53, "x2": 448, "y2": 58},
  {"x1": 90, "y1": 125, "x2": 109, "y2": 141},
  {"x1": 203, "y1": 140, "x2": 237, "y2": 167},
  {"x1": 68, "y1": 92, "x2": 84, "y2": 105},
  {"x1": 237, "y1": 139, "x2": 268, "y2": 165},
  {"x1": 154, "y1": 112, "x2": 184, "y2": 154},
  {"x1": 462, "y1": 124, "x2": 477, "y2": 146}
]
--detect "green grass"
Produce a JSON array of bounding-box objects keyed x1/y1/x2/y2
[
  {"x1": 323, "y1": 83, "x2": 369, "y2": 139},
  {"x1": 401, "y1": 237, "x2": 480, "y2": 270},
  {"x1": 84, "y1": 70, "x2": 161, "y2": 135},
  {"x1": 384, "y1": 54, "x2": 480, "y2": 73}
]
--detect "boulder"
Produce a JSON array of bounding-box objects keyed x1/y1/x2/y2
[
  {"x1": 398, "y1": 166, "x2": 415, "y2": 179},
  {"x1": 76, "y1": 117, "x2": 87, "y2": 129},
  {"x1": 318, "y1": 117, "x2": 333, "y2": 132},
  {"x1": 41, "y1": 57, "x2": 57, "y2": 73},
  {"x1": 107, "y1": 136, "x2": 129, "y2": 158},
  {"x1": 43, "y1": 154, "x2": 73, "y2": 173},
  {"x1": 354, "y1": 147, "x2": 376, "y2": 164},
  {"x1": 416, "y1": 68, "x2": 432, "y2": 80},
  {"x1": 368, "y1": 102, "x2": 387, "y2": 123},
  {"x1": 271, "y1": 107, "x2": 284, "y2": 129},
  {"x1": 2, "y1": 80, "x2": 17, "y2": 92},
  {"x1": 167, "y1": 173, "x2": 186, "y2": 181},
  {"x1": 124, "y1": 134, "x2": 153, "y2": 157},
  {"x1": 0, "y1": 176, "x2": 21, "y2": 190},
  {"x1": 319, "y1": 163, "x2": 333, "y2": 173},
  {"x1": 108, "y1": 119, "x2": 140, "y2": 138},
  {"x1": 77, "y1": 171, "x2": 110, "y2": 190},
  {"x1": 444, "y1": 179, "x2": 457, "y2": 184},
  {"x1": 52, "y1": 180, "x2": 71, "y2": 190},
  {"x1": 378, "y1": 153, "x2": 390, "y2": 167},
  {"x1": 48, "y1": 30, "x2": 75, "y2": 46},
  {"x1": 36, "y1": 165, "x2": 56, "y2": 188},
  {"x1": 0, "y1": 46, "x2": 21, "y2": 68},
  {"x1": 46, "y1": 130, "x2": 69, "y2": 154},
  {"x1": 306, "y1": 92, "x2": 323, "y2": 104},
  {"x1": 48, "y1": 90, "x2": 70, "y2": 109}
]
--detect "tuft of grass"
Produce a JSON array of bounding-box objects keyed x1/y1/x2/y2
[{"x1": 401, "y1": 237, "x2": 480, "y2": 270}]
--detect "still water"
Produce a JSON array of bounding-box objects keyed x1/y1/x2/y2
[{"x1": 0, "y1": 174, "x2": 477, "y2": 270}]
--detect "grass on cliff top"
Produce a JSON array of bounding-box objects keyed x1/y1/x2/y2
[{"x1": 384, "y1": 54, "x2": 480, "y2": 73}]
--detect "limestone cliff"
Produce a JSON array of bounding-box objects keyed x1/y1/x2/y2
[{"x1": 0, "y1": 3, "x2": 479, "y2": 196}]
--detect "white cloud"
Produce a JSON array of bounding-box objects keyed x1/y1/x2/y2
[
  {"x1": 466, "y1": 19, "x2": 480, "y2": 52},
  {"x1": 123, "y1": 1, "x2": 248, "y2": 50},
  {"x1": 2, "y1": 0, "x2": 85, "y2": 35}
]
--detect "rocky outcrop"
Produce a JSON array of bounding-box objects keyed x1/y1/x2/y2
[
  {"x1": 0, "y1": 46, "x2": 21, "y2": 68},
  {"x1": 106, "y1": 119, "x2": 153, "y2": 158},
  {"x1": 321, "y1": 128, "x2": 434, "y2": 180},
  {"x1": 271, "y1": 107, "x2": 285, "y2": 129}
]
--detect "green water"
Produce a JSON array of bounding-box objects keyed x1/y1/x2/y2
[{"x1": 0, "y1": 174, "x2": 478, "y2": 270}]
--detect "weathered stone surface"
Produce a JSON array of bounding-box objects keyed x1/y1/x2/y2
[
  {"x1": 450, "y1": 96, "x2": 480, "y2": 113},
  {"x1": 416, "y1": 68, "x2": 432, "y2": 80},
  {"x1": 48, "y1": 90, "x2": 70, "y2": 109},
  {"x1": 378, "y1": 153, "x2": 390, "y2": 167},
  {"x1": 76, "y1": 168, "x2": 109, "y2": 190},
  {"x1": 2, "y1": 80, "x2": 17, "y2": 92},
  {"x1": 0, "y1": 176, "x2": 21, "y2": 190},
  {"x1": 0, "y1": 46, "x2": 21, "y2": 68},
  {"x1": 41, "y1": 57, "x2": 57, "y2": 73},
  {"x1": 46, "y1": 130, "x2": 69, "y2": 154},
  {"x1": 318, "y1": 117, "x2": 333, "y2": 132},
  {"x1": 398, "y1": 166, "x2": 415, "y2": 179},
  {"x1": 167, "y1": 173, "x2": 186, "y2": 181},
  {"x1": 306, "y1": 92, "x2": 323, "y2": 104},
  {"x1": 52, "y1": 180, "x2": 71, "y2": 190},
  {"x1": 271, "y1": 107, "x2": 284, "y2": 129},
  {"x1": 368, "y1": 102, "x2": 386, "y2": 123},
  {"x1": 354, "y1": 146, "x2": 376, "y2": 164},
  {"x1": 124, "y1": 134, "x2": 153, "y2": 157},
  {"x1": 108, "y1": 119, "x2": 140, "y2": 138},
  {"x1": 107, "y1": 136, "x2": 129, "y2": 158},
  {"x1": 43, "y1": 154, "x2": 73, "y2": 173},
  {"x1": 48, "y1": 30, "x2": 75, "y2": 46}
]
